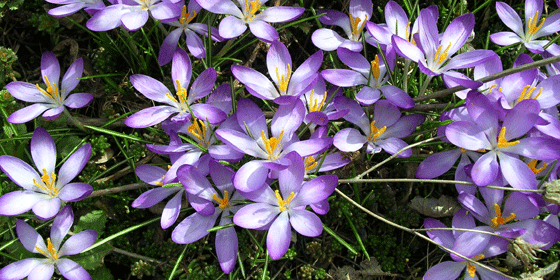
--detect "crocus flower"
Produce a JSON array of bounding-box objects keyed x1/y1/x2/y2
[
  {"x1": 233, "y1": 152, "x2": 338, "y2": 260},
  {"x1": 173, "y1": 160, "x2": 243, "y2": 273},
  {"x1": 311, "y1": 0, "x2": 374, "y2": 52},
  {"x1": 125, "y1": 48, "x2": 226, "y2": 128},
  {"x1": 196, "y1": 0, "x2": 304, "y2": 43},
  {"x1": 0, "y1": 127, "x2": 92, "y2": 220},
  {"x1": 86, "y1": 0, "x2": 181, "y2": 32},
  {"x1": 158, "y1": 1, "x2": 223, "y2": 65},
  {"x1": 333, "y1": 97, "x2": 424, "y2": 157},
  {"x1": 321, "y1": 47, "x2": 414, "y2": 108},
  {"x1": 6, "y1": 51, "x2": 93, "y2": 124},
  {"x1": 46, "y1": 0, "x2": 105, "y2": 17},
  {"x1": 490, "y1": 0, "x2": 560, "y2": 53},
  {"x1": 0, "y1": 205, "x2": 97, "y2": 280},
  {"x1": 232, "y1": 40, "x2": 322, "y2": 105},
  {"x1": 215, "y1": 98, "x2": 333, "y2": 192},
  {"x1": 301, "y1": 77, "x2": 348, "y2": 127},
  {"x1": 391, "y1": 7, "x2": 494, "y2": 88}
]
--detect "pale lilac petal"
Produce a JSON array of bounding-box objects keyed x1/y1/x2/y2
[
  {"x1": 334, "y1": 96, "x2": 369, "y2": 130},
  {"x1": 391, "y1": 35, "x2": 425, "y2": 62},
  {"x1": 443, "y1": 50, "x2": 496, "y2": 71},
  {"x1": 150, "y1": 2, "x2": 181, "y2": 22},
  {"x1": 498, "y1": 153, "x2": 537, "y2": 190},
  {"x1": 458, "y1": 192, "x2": 491, "y2": 223},
  {"x1": 57, "y1": 143, "x2": 91, "y2": 186},
  {"x1": 41, "y1": 52, "x2": 60, "y2": 86},
  {"x1": 0, "y1": 191, "x2": 45, "y2": 216},
  {"x1": 385, "y1": 1, "x2": 408, "y2": 36},
  {"x1": 232, "y1": 65, "x2": 278, "y2": 100},
  {"x1": 57, "y1": 258, "x2": 91, "y2": 280},
  {"x1": 64, "y1": 93, "x2": 93, "y2": 108},
  {"x1": 42, "y1": 106, "x2": 64, "y2": 120},
  {"x1": 86, "y1": 4, "x2": 126, "y2": 31},
  {"x1": 233, "y1": 160, "x2": 269, "y2": 192},
  {"x1": 8, "y1": 103, "x2": 50, "y2": 124},
  {"x1": 158, "y1": 28, "x2": 182, "y2": 66},
  {"x1": 423, "y1": 261, "x2": 465, "y2": 280},
  {"x1": 267, "y1": 40, "x2": 292, "y2": 87},
  {"x1": 321, "y1": 69, "x2": 367, "y2": 87},
  {"x1": 416, "y1": 149, "x2": 461, "y2": 179},
  {"x1": 121, "y1": 10, "x2": 149, "y2": 31},
  {"x1": 471, "y1": 152, "x2": 499, "y2": 187},
  {"x1": 381, "y1": 84, "x2": 414, "y2": 109},
  {"x1": 271, "y1": 101, "x2": 304, "y2": 137},
  {"x1": 311, "y1": 29, "x2": 345, "y2": 51},
  {"x1": 503, "y1": 192, "x2": 538, "y2": 221},
  {"x1": 259, "y1": 6, "x2": 304, "y2": 23},
  {"x1": 513, "y1": 219, "x2": 560, "y2": 250},
  {"x1": 32, "y1": 198, "x2": 61, "y2": 220},
  {"x1": 233, "y1": 203, "x2": 279, "y2": 229},
  {"x1": 445, "y1": 122, "x2": 489, "y2": 150},
  {"x1": 496, "y1": 2, "x2": 523, "y2": 36},
  {"x1": 178, "y1": 165, "x2": 214, "y2": 200},
  {"x1": 355, "y1": 87, "x2": 381, "y2": 105},
  {"x1": 536, "y1": 12, "x2": 560, "y2": 37},
  {"x1": 215, "y1": 129, "x2": 267, "y2": 158},
  {"x1": 441, "y1": 13, "x2": 474, "y2": 56},
  {"x1": 186, "y1": 30, "x2": 206, "y2": 58},
  {"x1": 189, "y1": 68, "x2": 217, "y2": 102},
  {"x1": 490, "y1": 31, "x2": 522, "y2": 46},
  {"x1": 215, "y1": 220, "x2": 237, "y2": 274},
  {"x1": 50, "y1": 205, "x2": 73, "y2": 249},
  {"x1": 6, "y1": 81, "x2": 46, "y2": 103},
  {"x1": 366, "y1": 22, "x2": 392, "y2": 44},
  {"x1": 30, "y1": 127, "x2": 56, "y2": 175},
  {"x1": 132, "y1": 187, "x2": 180, "y2": 208},
  {"x1": 278, "y1": 152, "x2": 304, "y2": 195},
  {"x1": 171, "y1": 48, "x2": 192, "y2": 90},
  {"x1": 525, "y1": 0, "x2": 542, "y2": 28},
  {"x1": 288, "y1": 51, "x2": 323, "y2": 95},
  {"x1": 282, "y1": 137, "x2": 333, "y2": 158},
  {"x1": 418, "y1": 8, "x2": 439, "y2": 59},
  {"x1": 219, "y1": 16, "x2": 246, "y2": 39},
  {"x1": 289, "y1": 209, "x2": 322, "y2": 237},
  {"x1": 248, "y1": 20, "x2": 278, "y2": 43},
  {"x1": 134, "y1": 165, "x2": 166, "y2": 185},
  {"x1": 61, "y1": 57, "x2": 83, "y2": 94},
  {"x1": 337, "y1": 47, "x2": 369, "y2": 75},
  {"x1": 129, "y1": 74, "x2": 171, "y2": 103},
  {"x1": 333, "y1": 128, "x2": 365, "y2": 152},
  {"x1": 58, "y1": 183, "x2": 92, "y2": 202},
  {"x1": 442, "y1": 71, "x2": 483, "y2": 89},
  {"x1": 451, "y1": 227, "x2": 491, "y2": 260},
  {"x1": 28, "y1": 263, "x2": 54, "y2": 280},
  {"x1": 48, "y1": 3, "x2": 85, "y2": 17},
  {"x1": 291, "y1": 175, "x2": 337, "y2": 207},
  {"x1": 0, "y1": 156, "x2": 42, "y2": 190},
  {"x1": 506, "y1": 137, "x2": 560, "y2": 160},
  {"x1": 338, "y1": 40, "x2": 363, "y2": 52},
  {"x1": 124, "y1": 106, "x2": 177, "y2": 128},
  {"x1": 172, "y1": 211, "x2": 218, "y2": 244},
  {"x1": 317, "y1": 9, "x2": 350, "y2": 31},
  {"x1": 197, "y1": 0, "x2": 243, "y2": 17},
  {"x1": 59, "y1": 230, "x2": 97, "y2": 256},
  {"x1": 377, "y1": 138, "x2": 412, "y2": 157},
  {"x1": 161, "y1": 191, "x2": 184, "y2": 229},
  {"x1": 16, "y1": 219, "x2": 46, "y2": 253},
  {"x1": 267, "y1": 211, "x2": 291, "y2": 260},
  {"x1": 0, "y1": 258, "x2": 42, "y2": 280}
]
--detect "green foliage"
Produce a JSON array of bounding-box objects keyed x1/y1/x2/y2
[
  {"x1": 29, "y1": 13, "x2": 59, "y2": 35},
  {"x1": 90, "y1": 266, "x2": 115, "y2": 280},
  {"x1": 74, "y1": 210, "x2": 107, "y2": 237},
  {"x1": 70, "y1": 243, "x2": 113, "y2": 270},
  {"x1": 89, "y1": 135, "x2": 111, "y2": 157},
  {"x1": 0, "y1": 47, "x2": 18, "y2": 86}
]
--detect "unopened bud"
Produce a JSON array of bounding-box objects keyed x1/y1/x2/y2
[
  {"x1": 508, "y1": 237, "x2": 545, "y2": 268},
  {"x1": 542, "y1": 180, "x2": 560, "y2": 205}
]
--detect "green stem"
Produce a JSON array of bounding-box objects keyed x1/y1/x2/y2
[{"x1": 63, "y1": 108, "x2": 87, "y2": 132}]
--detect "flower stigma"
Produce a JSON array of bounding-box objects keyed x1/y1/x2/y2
[
  {"x1": 276, "y1": 64, "x2": 291, "y2": 93},
  {"x1": 433, "y1": 42, "x2": 452, "y2": 65},
  {"x1": 275, "y1": 190, "x2": 295, "y2": 211},
  {"x1": 36, "y1": 75, "x2": 62, "y2": 105},
  {"x1": 244, "y1": 0, "x2": 261, "y2": 22},
  {"x1": 367, "y1": 121, "x2": 387, "y2": 142},
  {"x1": 166, "y1": 79, "x2": 189, "y2": 110},
  {"x1": 308, "y1": 90, "x2": 327, "y2": 112},
  {"x1": 33, "y1": 168, "x2": 59, "y2": 197},
  {"x1": 213, "y1": 190, "x2": 230, "y2": 209},
  {"x1": 371, "y1": 55, "x2": 381, "y2": 80},
  {"x1": 467, "y1": 254, "x2": 485, "y2": 277},
  {"x1": 179, "y1": 5, "x2": 197, "y2": 25},
  {"x1": 35, "y1": 237, "x2": 58, "y2": 262},
  {"x1": 260, "y1": 130, "x2": 284, "y2": 159},
  {"x1": 304, "y1": 156, "x2": 317, "y2": 171},
  {"x1": 497, "y1": 127, "x2": 519, "y2": 149},
  {"x1": 491, "y1": 203, "x2": 516, "y2": 227},
  {"x1": 528, "y1": 159, "x2": 547, "y2": 174}
]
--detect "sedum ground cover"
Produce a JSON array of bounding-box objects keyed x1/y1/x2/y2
[{"x1": 1, "y1": 0, "x2": 560, "y2": 279}]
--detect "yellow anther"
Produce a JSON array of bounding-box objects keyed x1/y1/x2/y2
[
  {"x1": 175, "y1": 79, "x2": 188, "y2": 104},
  {"x1": 467, "y1": 254, "x2": 485, "y2": 277},
  {"x1": 33, "y1": 168, "x2": 58, "y2": 197},
  {"x1": 433, "y1": 43, "x2": 452, "y2": 64},
  {"x1": 488, "y1": 84, "x2": 498, "y2": 93},
  {"x1": 304, "y1": 156, "x2": 317, "y2": 171},
  {"x1": 517, "y1": 85, "x2": 542, "y2": 103},
  {"x1": 36, "y1": 75, "x2": 60, "y2": 100},
  {"x1": 497, "y1": 127, "x2": 519, "y2": 148},
  {"x1": 477, "y1": 149, "x2": 487, "y2": 153},
  {"x1": 35, "y1": 238, "x2": 58, "y2": 260},
  {"x1": 308, "y1": 90, "x2": 327, "y2": 112},
  {"x1": 179, "y1": 5, "x2": 197, "y2": 25},
  {"x1": 275, "y1": 64, "x2": 291, "y2": 93},
  {"x1": 188, "y1": 118, "x2": 208, "y2": 146},
  {"x1": 349, "y1": 13, "x2": 367, "y2": 36},
  {"x1": 367, "y1": 121, "x2": 387, "y2": 141},
  {"x1": 275, "y1": 190, "x2": 295, "y2": 211},
  {"x1": 528, "y1": 159, "x2": 547, "y2": 175},
  {"x1": 491, "y1": 203, "x2": 516, "y2": 227},
  {"x1": 460, "y1": 148, "x2": 467, "y2": 153},
  {"x1": 405, "y1": 21, "x2": 412, "y2": 41},
  {"x1": 260, "y1": 130, "x2": 284, "y2": 159},
  {"x1": 244, "y1": 0, "x2": 261, "y2": 21},
  {"x1": 371, "y1": 55, "x2": 381, "y2": 80},
  {"x1": 213, "y1": 190, "x2": 230, "y2": 209},
  {"x1": 527, "y1": 10, "x2": 545, "y2": 37}
]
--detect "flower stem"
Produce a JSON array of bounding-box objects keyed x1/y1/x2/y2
[
  {"x1": 418, "y1": 75, "x2": 433, "y2": 96},
  {"x1": 63, "y1": 109, "x2": 87, "y2": 132}
]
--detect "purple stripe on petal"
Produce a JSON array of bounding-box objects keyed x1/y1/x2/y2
[
  {"x1": 189, "y1": 68, "x2": 217, "y2": 102},
  {"x1": 496, "y1": 2, "x2": 523, "y2": 36}
]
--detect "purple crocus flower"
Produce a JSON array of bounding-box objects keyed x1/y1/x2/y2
[
  {"x1": 173, "y1": 160, "x2": 243, "y2": 274},
  {"x1": 125, "y1": 48, "x2": 226, "y2": 128},
  {"x1": 301, "y1": 77, "x2": 348, "y2": 127},
  {"x1": 196, "y1": 0, "x2": 304, "y2": 43},
  {"x1": 423, "y1": 209, "x2": 510, "y2": 280},
  {"x1": 333, "y1": 96, "x2": 424, "y2": 157},
  {"x1": 458, "y1": 187, "x2": 560, "y2": 250},
  {"x1": 158, "y1": 1, "x2": 223, "y2": 65},
  {"x1": 0, "y1": 206, "x2": 97, "y2": 280},
  {"x1": 391, "y1": 7, "x2": 494, "y2": 88},
  {"x1": 490, "y1": 0, "x2": 560, "y2": 53},
  {"x1": 232, "y1": 40, "x2": 322, "y2": 104},
  {"x1": 46, "y1": 0, "x2": 105, "y2": 17},
  {"x1": 86, "y1": 0, "x2": 181, "y2": 32},
  {"x1": 233, "y1": 152, "x2": 338, "y2": 260},
  {"x1": 311, "y1": 0, "x2": 374, "y2": 52},
  {"x1": 215, "y1": 98, "x2": 333, "y2": 192},
  {"x1": 0, "y1": 127, "x2": 92, "y2": 220},
  {"x1": 321, "y1": 47, "x2": 414, "y2": 108},
  {"x1": 6, "y1": 51, "x2": 93, "y2": 124}
]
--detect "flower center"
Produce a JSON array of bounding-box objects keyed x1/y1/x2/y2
[
  {"x1": 213, "y1": 190, "x2": 230, "y2": 209},
  {"x1": 367, "y1": 121, "x2": 387, "y2": 142},
  {"x1": 371, "y1": 55, "x2": 381, "y2": 80},
  {"x1": 517, "y1": 85, "x2": 542, "y2": 103},
  {"x1": 36, "y1": 75, "x2": 62, "y2": 105},
  {"x1": 33, "y1": 168, "x2": 59, "y2": 197},
  {"x1": 528, "y1": 159, "x2": 547, "y2": 174},
  {"x1": 308, "y1": 90, "x2": 327, "y2": 112},
  {"x1": 527, "y1": 10, "x2": 545, "y2": 37},
  {"x1": 188, "y1": 118, "x2": 209, "y2": 147},
  {"x1": 260, "y1": 130, "x2": 284, "y2": 159},
  {"x1": 275, "y1": 190, "x2": 295, "y2": 211},
  {"x1": 244, "y1": 0, "x2": 261, "y2": 22},
  {"x1": 179, "y1": 5, "x2": 197, "y2": 25},
  {"x1": 349, "y1": 13, "x2": 367, "y2": 39},
  {"x1": 491, "y1": 203, "x2": 516, "y2": 227},
  {"x1": 275, "y1": 64, "x2": 291, "y2": 94},
  {"x1": 304, "y1": 156, "x2": 317, "y2": 171},
  {"x1": 433, "y1": 42, "x2": 452, "y2": 65},
  {"x1": 467, "y1": 254, "x2": 485, "y2": 278},
  {"x1": 166, "y1": 79, "x2": 189, "y2": 110},
  {"x1": 35, "y1": 237, "x2": 58, "y2": 261},
  {"x1": 497, "y1": 127, "x2": 519, "y2": 149}
]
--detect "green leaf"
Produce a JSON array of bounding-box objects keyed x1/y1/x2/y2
[
  {"x1": 56, "y1": 135, "x2": 83, "y2": 160},
  {"x1": 69, "y1": 243, "x2": 112, "y2": 270},
  {"x1": 3, "y1": 239, "x2": 35, "y2": 261},
  {"x1": 74, "y1": 210, "x2": 107, "y2": 237},
  {"x1": 90, "y1": 265, "x2": 115, "y2": 280}
]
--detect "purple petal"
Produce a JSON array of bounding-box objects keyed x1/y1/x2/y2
[
  {"x1": 498, "y1": 153, "x2": 537, "y2": 190},
  {"x1": 0, "y1": 156, "x2": 42, "y2": 190},
  {"x1": 171, "y1": 48, "x2": 192, "y2": 93},
  {"x1": 233, "y1": 203, "x2": 279, "y2": 229},
  {"x1": 291, "y1": 175, "x2": 337, "y2": 207},
  {"x1": 440, "y1": 13, "x2": 474, "y2": 57},
  {"x1": 215, "y1": 221, "x2": 238, "y2": 274},
  {"x1": 259, "y1": 6, "x2": 304, "y2": 23},
  {"x1": 458, "y1": 192, "x2": 491, "y2": 223},
  {"x1": 513, "y1": 219, "x2": 560, "y2": 250},
  {"x1": 232, "y1": 65, "x2": 278, "y2": 100},
  {"x1": 86, "y1": 4, "x2": 126, "y2": 31},
  {"x1": 132, "y1": 187, "x2": 181, "y2": 208},
  {"x1": 215, "y1": 129, "x2": 267, "y2": 159},
  {"x1": 0, "y1": 258, "x2": 42, "y2": 280},
  {"x1": 271, "y1": 100, "x2": 304, "y2": 137},
  {"x1": 267, "y1": 211, "x2": 291, "y2": 260},
  {"x1": 134, "y1": 165, "x2": 166, "y2": 185},
  {"x1": 503, "y1": 192, "x2": 538, "y2": 221},
  {"x1": 48, "y1": 3, "x2": 85, "y2": 17},
  {"x1": 278, "y1": 152, "x2": 304, "y2": 195},
  {"x1": 59, "y1": 230, "x2": 97, "y2": 256},
  {"x1": 233, "y1": 160, "x2": 269, "y2": 192},
  {"x1": 490, "y1": 31, "x2": 522, "y2": 46},
  {"x1": 391, "y1": 35, "x2": 425, "y2": 63},
  {"x1": 177, "y1": 164, "x2": 214, "y2": 200},
  {"x1": 64, "y1": 93, "x2": 93, "y2": 108},
  {"x1": 496, "y1": 2, "x2": 523, "y2": 36},
  {"x1": 248, "y1": 20, "x2": 278, "y2": 43},
  {"x1": 150, "y1": 2, "x2": 181, "y2": 22},
  {"x1": 61, "y1": 57, "x2": 83, "y2": 94},
  {"x1": 58, "y1": 183, "x2": 93, "y2": 202},
  {"x1": 121, "y1": 10, "x2": 149, "y2": 31},
  {"x1": 124, "y1": 106, "x2": 177, "y2": 128},
  {"x1": 471, "y1": 152, "x2": 499, "y2": 187},
  {"x1": 416, "y1": 149, "x2": 461, "y2": 179},
  {"x1": 129, "y1": 74, "x2": 171, "y2": 103},
  {"x1": 8, "y1": 103, "x2": 50, "y2": 124},
  {"x1": 218, "y1": 16, "x2": 246, "y2": 39},
  {"x1": 32, "y1": 197, "x2": 61, "y2": 220},
  {"x1": 443, "y1": 50, "x2": 496, "y2": 71},
  {"x1": 451, "y1": 228, "x2": 490, "y2": 259},
  {"x1": 41, "y1": 52, "x2": 60, "y2": 87},
  {"x1": 189, "y1": 68, "x2": 216, "y2": 102},
  {"x1": 197, "y1": 0, "x2": 243, "y2": 17},
  {"x1": 30, "y1": 127, "x2": 56, "y2": 176},
  {"x1": 29, "y1": 263, "x2": 54, "y2": 280},
  {"x1": 267, "y1": 40, "x2": 292, "y2": 88},
  {"x1": 6, "y1": 81, "x2": 46, "y2": 103},
  {"x1": 158, "y1": 29, "x2": 182, "y2": 66},
  {"x1": 321, "y1": 69, "x2": 367, "y2": 87},
  {"x1": 191, "y1": 103, "x2": 226, "y2": 125},
  {"x1": 57, "y1": 258, "x2": 91, "y2": 280},
  {"x1": 16, "y1": 219, "x2": 45, "y2": 253},
  {"x1": 283, "y1": 137, "x2": 333, "y2": 158},
  {"x1": 42, "y1": 106, "x2": 64, "y2": 120},
  {"x1": 333, "y1": 128, "x2": 365, "y2": 152},
  {"x1": 161, "y1": 190, "x2": 184, "y2": 229},
  {"x1": 445, "y1": 121, "x2": 489, "y2": 150},
  {"x1": 377, "y1": 138, "x2": 412, "y2": 157},
  {"x1": 423, "y1": 261, "x2": 465, "y2": 280},
  {"x1": 172, "y1": 211, "x2": 218, "y2": 244},
  {"x1": 57, "y1": 143, "x2": 91, "y2": 186},
  {"x1": 355, "y1": 87, "x2": 381, "y2": 105},
  {"x1": 186, "y1": 30, "x2": 206, "y2": 58},
  {"x1": 311, "y1": 29, "x2": 345, "y2": 51},
  {"x1": 51, "y1": 205, "x2": 73, "y2": 249},
  {"x1": 289, "y1": 209, "x2": 322, "y2": 237},
  {"x1": 381, "y1": 84, "x2": 414, "y2": 109},
  {"x1": 0, "y1": 191, "x2": 45, "y2": 216}
]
